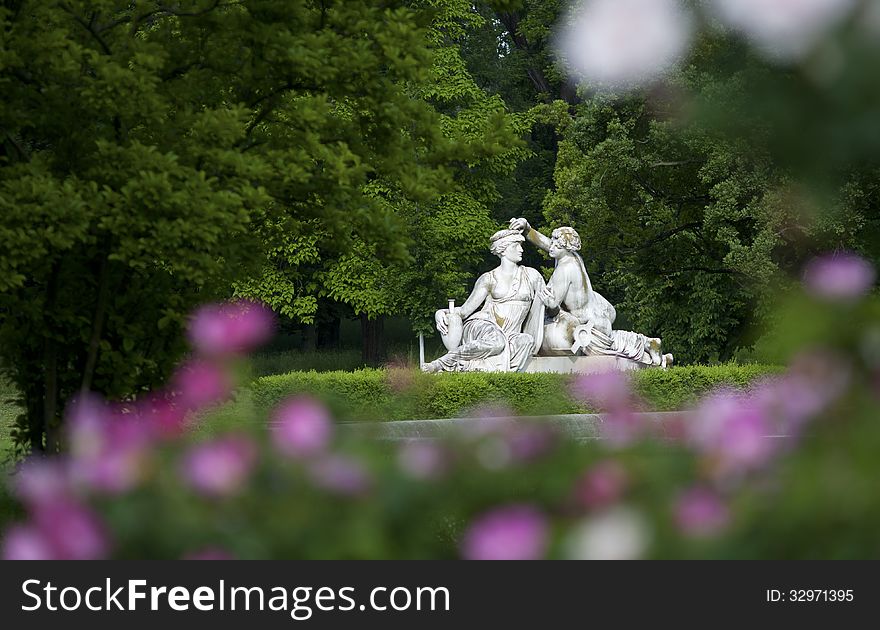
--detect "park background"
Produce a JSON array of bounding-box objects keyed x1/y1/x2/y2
[{"x1": 1, "y1": 0, "x2": 879, "y2": 559}]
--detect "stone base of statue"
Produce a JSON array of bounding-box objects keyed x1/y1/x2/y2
[{"x1": 521, "y1": 355, "x2": 648, "y2": 375}]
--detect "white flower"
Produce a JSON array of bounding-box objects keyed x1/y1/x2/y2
[
  {"x1": 556, "y1": 0, "x2": 693, "y2": 88},
  {"x1": 564, "y1": 506, "x2": 651, "y2": 560},
  {"x1": 710, "y1": 0, "x2": 858, "y2": 61}
]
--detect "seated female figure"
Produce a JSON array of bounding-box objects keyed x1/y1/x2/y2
[{"x1": 422, "y1": 229, "x2": 545, "y2": 373}]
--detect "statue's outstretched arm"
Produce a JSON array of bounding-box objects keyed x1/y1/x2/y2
[
  {"x1": 526, "y1": 227, "x2": 552, "y2": 253},
  {"x1": 509, "y1": 217, "x2": 552, "y2": 252}
]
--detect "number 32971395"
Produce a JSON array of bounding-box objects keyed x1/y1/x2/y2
[{"x1": 767, "y1": 590, "x2": 854, "y2": 602}]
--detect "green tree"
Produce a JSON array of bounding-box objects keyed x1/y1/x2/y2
[
  {"x1": 542, "y1": 36, "x2": 877, "y2": 363},
  {"x1": 237, "y1": 0, "x2": 530, "y2": 364},
  {"x1": 0, "y1": 0, "x2": 457, "y2": 451}
]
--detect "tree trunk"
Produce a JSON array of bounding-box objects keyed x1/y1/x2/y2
[
  {"x1": 42, "y1": 261, "x2": 61, "y2": 452},
  {"x1": 317, "y1": 314, "x2": 340, "y2": 349},
  {"x1": 44, "y1": 336, "x2": 59, "y2": 452},
  {"x1": 81, "y1": 253, "x2": 110, "y2": 394},
  {"x1": 360, "y1": 314, "x2": 385, "y2": 366},
  {"x1": 301, "y1": 323, "x2": 317, "y2": 352}
]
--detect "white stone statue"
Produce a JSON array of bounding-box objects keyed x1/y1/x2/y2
[
  {"x1": 421, "y1": 229, "x2": 547, "y2": 373},
  {"x1": 509, "y1": 218, "x2": 672, "y2": 368}
]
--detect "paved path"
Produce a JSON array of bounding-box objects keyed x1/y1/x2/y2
[{"x1": 337, "y1": 412, "x2": 689, "y2": 441}]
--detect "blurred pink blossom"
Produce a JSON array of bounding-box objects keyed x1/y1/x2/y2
[
  {"x1": 188, "y1": 300, "x2": 275, "y2": 356},
  {"x1": 572, "y1": 371, "x2": 644, "y2": 445},
  {"x1": 69, "y1": 448, "x2": 150, "y2": 495},
  {"x1": 571, "y1": 370, "x2": 632, "y2": 410},
  {"x1": 803, "y1": 252, "x2": 875, "y2": 300},
  {"x1": 271, "y1": 396, "x2": 333, "y2": 458},
  {"x1": 556, "y1": 0, "x2": 693, "y2": 87},
  {"x1": 690, "y1": 389, "x2": 777, "y2": 476},
  {"x1": 307, "y1": 455, "x2": 371, "y2": 497},
  {"x1": 397, "y1": 441, "x2": 450, "y2": 480},
  {"x1": 674, "y1": 487, "x2": 730, "y2": 537},
  {"x1": 750, "y1": 351, "x2": 849, "y2": 434},
  {"x1": 66, "y1": 395, "x2": 154, "y2": 495},
  {"x1": 13, "y1": 458, "x2": 73, "y2": 507},
  {"x1": 505, "y1": 424, "x2": 558, "y2": 462},
  {"x1": 66, "y1": 392, "x2": 112, "y2": 457},
  {"x1": 31, "y1": 501, "x2": 110, "y2": 560},
  {"x1": 180, "y1": 436, "x2": 256, "y2": 498},
  {"x1": 471, "y1": 421, "x2": 557, "y2": 470},
  {"x1": 134, "y1": 394, "x2": 188, "y2": 440},
  {"x1": 171, "y1": 360, "x2": 232, "y2": 411},
  {"x1": 711, "y1": 0, "x2": 857, "y2": 60},
  {"x1": 573, "y1": 460, "x2": 629, "y2": 510},
  {"x1": 2, "y1": 524, "x2": 55, "y2": 560},
  {"x1": 461, "y1": 504, "x2": 548, "y2": 560}
]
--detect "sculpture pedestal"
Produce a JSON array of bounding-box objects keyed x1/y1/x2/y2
[{"x1": 522, "y1": 355, "x2": 647, "y2": 374}]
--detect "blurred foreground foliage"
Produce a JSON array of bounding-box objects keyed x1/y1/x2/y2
[{"x1": 1, "y1": 282, "x2": 879, "y2": 559}]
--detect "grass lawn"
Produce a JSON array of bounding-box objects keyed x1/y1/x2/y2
[
  {"x1": 0, "y1": 377, "x2": 20, "y2": 463},
  {"x1": 0, "y1": 378, "x2": 23, "y2": 526}
]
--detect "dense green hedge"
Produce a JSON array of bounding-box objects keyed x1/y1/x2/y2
[{"x1": 251, "y1": 364, "x2": 782, "y2": 421}]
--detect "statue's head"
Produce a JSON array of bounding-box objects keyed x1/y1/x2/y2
[
  {"x1": 489, "y1": 229, "x2": 525, "y2": 262},
  {"x1": 549, "y1": 226, "x2": 581, "y2": 259}
]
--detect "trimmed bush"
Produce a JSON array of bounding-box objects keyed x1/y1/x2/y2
[{"x1": 251, "y1": 364, "x2": 783, "y2": 421}]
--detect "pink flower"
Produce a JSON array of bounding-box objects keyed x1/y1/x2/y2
[
  {"x1": 69, "y1": 448, "x2": 149, "y2": 495},
  {"x1": 135, "y1": 394, "x2": 188, "y2": 440},
  {"x1": 461, "y1": 505, "x2": 548, "y2": 560},
  {"x1": 674, "y1": 487, "x2": 730, "y2": 538},
  {"x1": 2, "y1": 524, "x2": 55, "y2": 560},
  {"x1": 397, "y1": 441, "x2": 451, "y2": 480},
  {"x1": 171, "y1": 360, "x2": 231, "y2": 411},
  {"x1": 690, "y1": 390, "x2": 777, "y2": 476},
  {"x1": 271, "y1": 397, "x2": 333, "y2": 458},
  {"x1": 180, "y1": 436, "x2": 256, "y2": 498},
  {"x1": 573, "y1": 460, "x2": 628, "y2": 510},
  {"x1": 307, "y1": 455, "x2": 371, "y2": 497},
  {"x1": 31, "y1": 501, "x2": 110, "y2": 560},
  {"x1": 470, "y1": 421, "x2": 557, "y2": 470},
  {"x1": 556, "y1": 0, "x2": 693, "y2": 87},
  {"x1": 572, "y1": 371, "x2": 644, "y2": 445},
  {"x1": 803, "y1": 252, "x2": 875, "y2": 301},
  {"x1": 65, "y1": 395, "x2": 154, "y2": 495},
  {"x1": 750, "y1": 351, "x2": 850, "y2": 435},
  {"x1": 571, "y1": 371, "x2": 632, "y2": 410},
  {"x1": 13, "y1": 458, "x2": 73, "y2": 507},
  {"x1": 505, "y1": 424, "x2": 558, "y2": 462},
  {"x1": 188, "y1": 300, "x2": 275, "y2": 356}
]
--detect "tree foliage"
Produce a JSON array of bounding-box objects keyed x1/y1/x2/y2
[
  {"x1": 542, "y1": 36, "x2": 878, "y2": 362},
  {"x1": 0, "y1": 0, "x2": 462, "y2": 450},
  {"x1": 238, "y1": 0, "x2": 531, "y2": 335}
]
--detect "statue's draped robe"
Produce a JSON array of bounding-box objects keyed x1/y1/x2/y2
[
  {"x1": 567, "y1": 253, "x2": 656, "y2": 364},
  {"x1": 434, "y1": 266, "x2": 545, "y2": 372}
]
